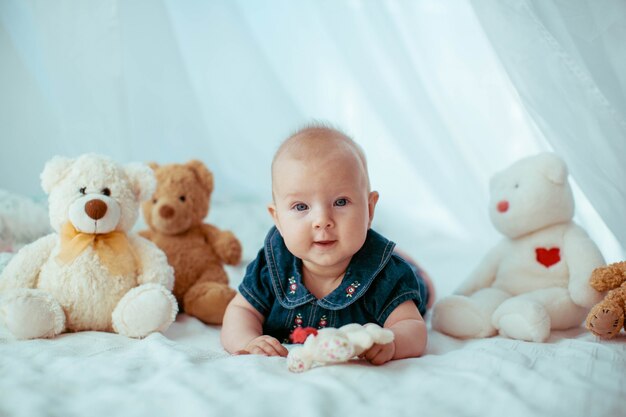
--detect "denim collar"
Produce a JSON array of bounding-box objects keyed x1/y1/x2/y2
[{"x1": 264, "y1": 226, "x2": 396, "y2": 311}]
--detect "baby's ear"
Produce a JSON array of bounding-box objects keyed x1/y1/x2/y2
[
  {"x1": 367, "y1": 191, "x2": 379, "y2": 227},
  {"x1": 267, "y1": 204, "x2": 283, "y2": 235},
  {"x1": 124, "y1": 163, "x2": 157, "y2": 202},
  {"x1": 186, "y1": 160, "x2": 214, "y2": 193},
  {"x1": 41, "y1": 156, "x2": 74, "y2": 194}
]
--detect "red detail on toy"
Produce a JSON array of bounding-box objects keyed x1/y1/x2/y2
[
  {"x1": 535, "y1": 247, "x2": 561, "y2": 268},
  {"x1": 497, "y1": 200, "x2": 509, "y2": 213},
  {"x1": 290, "y1": 327, "x2": 318, "y2": 344}
]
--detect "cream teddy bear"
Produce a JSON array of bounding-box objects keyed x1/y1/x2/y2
[
  {"x1": 431, "y1": 153, "x2": 604, "y2": 342},
  {"x1": 0, "y1": 154, "x2": 178, "y2": 339},
  {"x1": 287, "y1": 323, "x2": 395, "y2": 372}
]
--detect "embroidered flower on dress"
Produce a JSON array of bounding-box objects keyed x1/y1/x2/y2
[
  {"x1": 294, "y1": 313, "x2": 304, "y2": 327},
  {"x1": 288, "y1": 276, "x2": 297, "y2": 294},
  {"x1": 346, "y1": 281, "x2": 361, "y2": 298}
]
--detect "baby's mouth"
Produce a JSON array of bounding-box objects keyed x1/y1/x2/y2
[{"x1": 313, "y1": 240, "x2": 337, "y2": 247}]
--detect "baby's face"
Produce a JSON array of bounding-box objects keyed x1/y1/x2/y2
[{"x1": 269, "y1": 149, "x2": 378, "y2": 276}]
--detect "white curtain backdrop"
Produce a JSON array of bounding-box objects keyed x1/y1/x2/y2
[
  {"x1": 1, "y1": 0, "x2": 624, "y2": 289},
  {"x1": 472, "y1": 0, "x2": 626, "y2": 259}
]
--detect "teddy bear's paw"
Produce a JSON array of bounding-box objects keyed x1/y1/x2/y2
[
  {"x1": 586, "y1": 304, "x2": 624, "y2": 339},
  {"x1": 216, "y1": 232, "x2": 242, "y2": 265},
  {"x1": 493, "y1": 299, "x2": 550, "y2": 342},
  {"x1": 315, "y1": 335, "x2": 355, "y2": 363},
  {"x1": 0, "y1": 289, "x2": 65, "y2": 339},
  {"x1": 184, "y1": 282, "x2": 236, "y2": 325},
  {"x1": 287, "y1": 348, "x2": 312, "y2": 373},
  {"x1": 112, "y1": 284, "x2": 178, "y2": 338},
  {"x1": 431, "y1": 296, "x2": 496, "y2": 339}
]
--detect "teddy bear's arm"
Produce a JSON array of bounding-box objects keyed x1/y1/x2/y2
[
  {"x1": 454, "y1": 242, "x2": 505, "y2": 296},
  {"x1": 200, "y1": 224, "x2": 242, "y2": 265},
  {"x1": 128, "y1": 234, "x2": 174, "y2": 290},
  {"x1": 562, "y1": 224, "x2": 606, "y2": 308},
  {"x1": 0, "y1": 234, "x2": 57, "y2": 291}
]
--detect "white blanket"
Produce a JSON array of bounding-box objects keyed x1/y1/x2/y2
[
  {"x1": 1, "y1": 314, "x2": 624, "y2": 417},
  {"x1": 1, "y1": 196, "x2": 625, "y2": 417}
]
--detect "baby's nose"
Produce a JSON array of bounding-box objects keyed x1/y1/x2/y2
[{"x1": 313, "y1": 209, "x2": 334, "y2": 229}]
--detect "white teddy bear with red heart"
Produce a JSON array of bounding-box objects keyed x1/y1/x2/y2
[
  {"x1": 432, "y1": 153, "x2": 605, "y2": 342},
  {"x1": 0, "y1": 154, "x2": 178, "y2": 339}
]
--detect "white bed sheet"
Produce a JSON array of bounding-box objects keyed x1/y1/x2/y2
[
  {"x1": 1, "y1": 198, "x2": 625, "y2": 417},
  {"x1": 1, "y1": 313, "x2": 625, "y2": 417}
]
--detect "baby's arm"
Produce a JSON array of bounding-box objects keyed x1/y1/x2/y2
[
  {"x1": 221, "y1": 293, "x2": 288, "y2": 357},
  {"x1": 362, "y1": 300, "x2": 426, "y2": 365}
]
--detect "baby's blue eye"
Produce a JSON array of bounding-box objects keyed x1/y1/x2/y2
[
  {"x1": 334, "y1": 198, "x2": 348, "y2": 207},
  {"x1": 294, "y1": 203, "x2": 308, "y2": 211}
]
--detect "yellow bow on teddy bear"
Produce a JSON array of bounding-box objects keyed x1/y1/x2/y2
[{"x1": 57, "y1": 222, "x2": 137, "y2": 276}]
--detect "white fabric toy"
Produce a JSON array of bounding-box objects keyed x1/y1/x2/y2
[
  {"x1": 0, "y1": 189, "x2": 50, "y2": 253},
  {"x1": 0, "y1": 154, "x2": 178, "y2": 339},
  {"x1": 431, "y1": 153, "x2": 604, "y2": 342},
  {"x1": 287, "y1": 323, "x2": 395, "y2": 372}
]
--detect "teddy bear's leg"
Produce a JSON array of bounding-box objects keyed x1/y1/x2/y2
[
  {"x1": 586, "y1": 282, "x2": 626, "y2": 339},
  {"x1": 492, "y1": 288, "x2": 579, "y2": 342},
  {"x1": 183, "y1": 280, "x2": 236, "y2": 325},
  {"x1": 112, "y1": 283, "x2": 178, "y2": 338},
  {"x1": 0, "y1": 289, "x2": 65, "y2": 339},
  {"x1": 431, "y1": 288, "x2": 510, "y2": 338},
  {"x1": 492, "y1": 296, "x2": 550, "y2": 342}
]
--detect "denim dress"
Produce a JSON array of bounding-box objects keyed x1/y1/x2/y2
[{"x1": 239, "y1": 226, "x2": 430, "y2": 343}]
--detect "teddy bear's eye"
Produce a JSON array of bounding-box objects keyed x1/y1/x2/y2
[
  {"x1": 101, "y1": 188, "x2": 111, "y2": 196},
  {"x1": 179, "y1": 196, "x2": 186, "y2": 202},
  {"x1": 514, "y1": 183, "x2": 520, "y2": 189},
  {"x1": 79, "y1": 187, "x2": 87, "y2": 195},
  {"x1": 153, "y1": 198, "x2": 158, "y2": 204}
]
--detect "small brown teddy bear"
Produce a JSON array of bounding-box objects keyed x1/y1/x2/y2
[
  {"x1": 140, "y1": 160, "x2": 241, "y2": 325},
  {"x1": 585, "y1": 261, "x2": 626, "y2": 339}
]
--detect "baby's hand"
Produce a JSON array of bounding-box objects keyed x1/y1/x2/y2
[
  {"x1": 238, "y1": 336, "x2": 288, "y2": 357},
  {"x1": 360, "y1": 341, "x2": 396, "y2": 365}
]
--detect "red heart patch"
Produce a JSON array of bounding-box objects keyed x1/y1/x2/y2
[{"x1": 535, "y1": 247, "x2": 561, "y2": 268}]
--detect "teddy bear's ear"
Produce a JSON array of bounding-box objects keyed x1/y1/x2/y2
[
  {"x1": 40, "y1": 156, "x2": 74, "y2": 194},
  {"x1": 186, "y1": 160, "x2": 214, "y2": 193},
  {"x1": 536, "y1": 153, "x2": 568, "y2": 185},
  {"x1": 124, "y1": 163, "x2": 157, "y2": 202},
  {"x1": 147, "y1": 162, "x2": 159, "y2": 171}
]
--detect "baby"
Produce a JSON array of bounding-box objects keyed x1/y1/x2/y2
[{"x1": 221, "y1": 125, "x2": 433, "y2": 365}]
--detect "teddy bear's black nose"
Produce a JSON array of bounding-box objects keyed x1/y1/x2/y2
[
  {"x1": 159, "y1": 205, "x2": 175, "y2": 219},
  {"x1": 85, "y1": 199, "x2": 108, "y2": 220}
]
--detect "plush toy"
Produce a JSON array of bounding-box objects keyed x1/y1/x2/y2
[
  {"x1": 0, "y1": 189, "x2": 50, "y2": 253},
  {"x1": 0, "y1": 154, "x2": 178, "y2": 339},
  {"x1": 431, "y1": 153, "x2": 605, "y2": 342},
  {"x1": 139, "y1": 160, "x2": 240, "y2": 325},
  {"x1": 287, "y1": 323, "x2": 395, "y2": 373},
  {"x1": 585, "y1": 261, "x2": 626, "y2": 339}
]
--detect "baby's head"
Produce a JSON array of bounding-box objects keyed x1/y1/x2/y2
[{"x1": 269, "y1": 124, "x2": 379, "y2": 275}]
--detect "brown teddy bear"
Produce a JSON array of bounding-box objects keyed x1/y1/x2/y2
[
  {"x1": 585, "y1": 261, "x2": 626, "y2": 339},
  {"x1": 140, "y1": 160, "x2": 241, "y2": 325}
]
